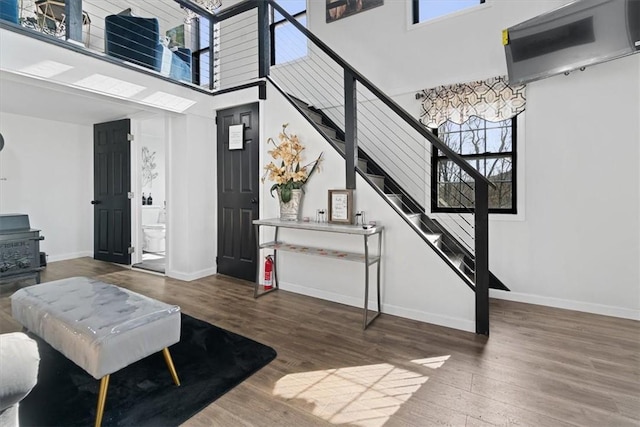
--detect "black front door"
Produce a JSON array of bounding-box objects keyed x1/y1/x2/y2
[
  {"x1": 217, "y1": 103, "x2": 260, "y2": 281},
  {"x1": 93, "y1": 119, "x2": 131, "y2": 265}
]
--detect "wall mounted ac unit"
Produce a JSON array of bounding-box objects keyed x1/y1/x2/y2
[{"x1": 504, "y1": 0, "x2": 640, "y2": 85}]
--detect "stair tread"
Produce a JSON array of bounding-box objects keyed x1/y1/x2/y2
[
  {"x1": 447, "y1": 253, "x2": 465, "y2": 269},
  {"x1": 315, "y1": 122, "x2": 336, "y2": 132},
  {"x1": 421, "y1": 231, "x2": 441, "y2": 244},
  {"x1": 303, "y1": 109, "x2": 323, "y2": 120},
  {"x1": 291, "y1": 96, "x2": 310, "y2": 106}
]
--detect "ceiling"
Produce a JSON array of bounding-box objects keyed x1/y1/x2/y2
[{"x1": 0, "y1": 73, "x2": 148, "y2": 126}]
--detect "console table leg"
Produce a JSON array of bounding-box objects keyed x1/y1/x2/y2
[
  {"x1": 363, "y1": 235, "x2": 370, "y2": 330},
  {"x1": 363, "y1": 232, "x2": 382, "y2": 330},
  {"x1": 254, "y1": 224, "x2": 280, "y2": 298},
  {"x1": 376, "y1": 232, "x2": 382, "y2": 313},
  {"x1": 253, "y1": 224, "x2": 261, "y2": 298}
]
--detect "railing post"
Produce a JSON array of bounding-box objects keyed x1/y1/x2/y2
[
  {"x1": 474, "y1": 180, "x2": 490, "y2": 335},
  {"x1": 344, "y1": 69, "x2": 357, "y2": 190},
  {"x1": 65, "y1": 0, "x2": 83, "y2": 45},
  {"x1": 257, "y1": 0, "x2": 270, "y2": 78}
]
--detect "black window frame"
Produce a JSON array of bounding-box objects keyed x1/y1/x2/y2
[
  {"x1": 192, "y1": 16, "x2": 216, "y2": 90},
  {"x1": 412, "y1": 0, "x2": 485, "y2": 25},
  {"x1": 431, "y1": 116, "x2": 518, "y2": 215},
  {"x1": 270, "y1": 7, "x2": 307, "y2": 65}
]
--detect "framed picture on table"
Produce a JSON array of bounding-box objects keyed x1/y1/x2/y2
[{"x1": 328, "y1": 189, "x2": 354, "y2": 224}]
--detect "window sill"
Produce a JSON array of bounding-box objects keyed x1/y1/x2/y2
[{"x1": 430, "y1": 211, "x2": 526, "y2": 222}]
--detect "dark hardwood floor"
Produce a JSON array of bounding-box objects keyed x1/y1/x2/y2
[{"x1": 1, "y1": 257, "x2": 638, "y2": 426}]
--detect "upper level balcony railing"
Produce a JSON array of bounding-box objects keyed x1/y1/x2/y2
[{"x1": 1, "y1": 0, "x2": 260, "y2": 92}]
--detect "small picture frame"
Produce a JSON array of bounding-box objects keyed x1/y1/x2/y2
[{"x1": 328, "y1": 189, "x2": 354, "y2": 224}]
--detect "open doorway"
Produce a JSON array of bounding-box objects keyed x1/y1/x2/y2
[{"x1": 132, "y1": 116, "x2": 167, "y2": 274}]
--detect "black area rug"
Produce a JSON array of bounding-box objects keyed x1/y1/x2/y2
[{"x1": 20, "y1": 314, "x2": 277, "y2": 426}]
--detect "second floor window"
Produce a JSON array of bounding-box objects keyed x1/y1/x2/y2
[
  {"x1": 413, "y1": 0, "x2": 485, "y2": 24},
  {"x1": 193, "y1": 17, "x2": 219, "y2": 90},
  {"x1": 432, "y1": 116, "x2": 517, "y2": 214},
  {"x1": 271, "y1": 0, "x2": 307, "y2": 64}
]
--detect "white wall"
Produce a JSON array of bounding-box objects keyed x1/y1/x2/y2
[
  {"x1": 140, "y1": 117, "x2": 166, "y2": 207},
  {"x1": 165, "y1": 113, "x2": 217, "y2": 281},
  {"x1": 165, "y1": 86, "x2": 263, "y2": 281},
  {"x1": 293, "y1": 0, "x2": 640, "y2": 319},
  {"x1": 0, "y1": 112, "x2": 93, "y2": 261},
  {"x1": 219, "y1": 7, "x2": 259, "y2": 89},
  {"x1": 490, "y1": 55, "x2": 640, "y2": 319},
  {"x1": 307, "y1": 0, "x2": 570, "y2": 94}
]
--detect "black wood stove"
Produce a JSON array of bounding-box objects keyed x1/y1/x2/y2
[{"x1": 0, "y1": 214, "x2": 45, "y2": 284}]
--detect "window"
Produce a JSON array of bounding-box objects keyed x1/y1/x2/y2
[
  {"x1": 431, "y1": 116, "x2": 517, "y2": 214},
  {"x1": 193, "y1": 17, "x2": 209, "y2": 88},
  {"x1": 271, "y1": 0, "x2": 307, "y2": 64},
  {"x1": 412, "y1": 0, "x2": 485, "y2": 24},
  {"x1": 192, "y1": 16, "x2": 219, "y2": 90}
]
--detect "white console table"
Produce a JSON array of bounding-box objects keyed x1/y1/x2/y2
[{"x1": 253, "y1": 218, "x2": 384, "y2": 329}]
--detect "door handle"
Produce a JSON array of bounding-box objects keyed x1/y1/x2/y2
[
  {"x1": 91, "y1": 200, "x2": 101, "y2": 205},
  {"x1": 250, "y1": 198, "x2": 258, "y2": 204}
]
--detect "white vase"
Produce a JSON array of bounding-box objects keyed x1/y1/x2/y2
[{"x1": 278, "y1": 188, "x2": 303, "y2": 221}]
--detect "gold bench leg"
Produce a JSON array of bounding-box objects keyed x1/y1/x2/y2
[
  {"x1": 95, "y1": 375, "x2": 110, "y2": 427},
  {"x1": 94, "y1": 349, "x2": 177, "y2": 426},
  {"x1": 162, "y1": 348, "x2": 181, "y2": 386}
]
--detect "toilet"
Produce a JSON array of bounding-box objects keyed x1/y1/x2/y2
[{"x1": 142, "y1": 206, "x2": 166, "y2": 253}]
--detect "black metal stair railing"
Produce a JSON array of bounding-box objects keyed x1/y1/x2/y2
[{"x1": 262, "y1": 0, "x2": 493, "y2": 335}]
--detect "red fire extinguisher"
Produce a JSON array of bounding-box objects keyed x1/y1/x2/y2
[{"x1": 264, "y1": 255, "x2": 274, "y2": 289}]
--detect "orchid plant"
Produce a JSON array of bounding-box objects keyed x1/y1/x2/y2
[{"x1": 262, "y1": 123, "x2": 323, "y2": 203}]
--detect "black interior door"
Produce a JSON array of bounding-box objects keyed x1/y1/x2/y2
[
  {"x1": 93, "y1": 119, "x2": 131, "y2": 265},
  {"x1": 217, "y1": 103, "x2": 260, "y2": 281}
]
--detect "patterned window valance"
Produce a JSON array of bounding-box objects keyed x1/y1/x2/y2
[{"x1": 418, "y1": 76, "x2": 526, "y2": 129}]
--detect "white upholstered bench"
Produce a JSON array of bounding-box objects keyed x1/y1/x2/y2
[{"x1": 11, "y1": 276, "x2": 181, "y2": 427}]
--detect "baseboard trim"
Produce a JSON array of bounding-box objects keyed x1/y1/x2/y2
[
  {"x1": 166, "y1": 267, "x2": 217, "y2": 282},
  {"x1": 47, "y1": 251, "x2": 93, "y2": 263},
  {"x1": 280, "y1": 281, "x2": 362, "y2": 307},
  {"x1": 382, "y1": 303, "x2": 475, "y2": 333},
  {"x1": 490, "y1": 289, "x2": 640, "y2": 321},
  {"x1": 280, "y1": 281, "x2": 475, "y2": 332}
]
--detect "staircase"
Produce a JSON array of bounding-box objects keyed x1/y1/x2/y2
[{"x1": 290, "y1": 96, "x2": 509, "y2": 292}]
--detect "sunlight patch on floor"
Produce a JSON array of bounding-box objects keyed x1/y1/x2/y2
[
  {"x1": 273, "y1": 358, "x2": 450, "y2": 426},
  {"x1": 411, "y1": 355, "x2": 451, "y2": 370}
]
